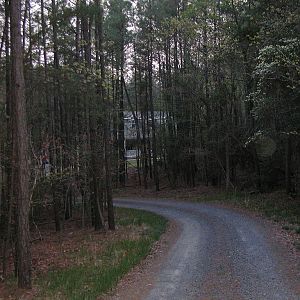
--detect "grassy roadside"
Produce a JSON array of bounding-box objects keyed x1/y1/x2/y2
[
  {"x1": 193, "y1": 190, "x2": 300, "y2": 235},
  {"x1": 36, "y1": 208, "x2": 167, "y2": 299},
  {"x1": 0, "y1": 208, "x2": 166, "y2": 300}
]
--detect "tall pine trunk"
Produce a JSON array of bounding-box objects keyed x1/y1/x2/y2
[{"x1": 10, "y1": 0, "x2": 31, "y2": 288}]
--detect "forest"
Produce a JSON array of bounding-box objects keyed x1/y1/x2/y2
[{"x1": 0, "y1": 0, "x2": 299, "y2": 292}]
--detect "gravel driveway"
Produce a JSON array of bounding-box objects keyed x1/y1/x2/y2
[{"x1": 114, "y1": 199, "x2": 299, "y2": 300}]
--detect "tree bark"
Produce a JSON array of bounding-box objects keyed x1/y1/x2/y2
[
  {"x1": 285, "y1": 135, "x2": 292, "y2": 194},
  {"x1": 225, "y1": 135, "x2": 230, "y2": 191},
  {"x1": 98, "y1": 0, "x2": 115, "y2": 230},
  {"x1": 10, "y1": 0, "x2": 32, "y2": 288},
  {"x1": 148, "y1": 41, "x2": 159, "y2": 191}
]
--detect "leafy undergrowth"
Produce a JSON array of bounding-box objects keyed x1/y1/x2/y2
[{"x1": 0, "y1": 208, "x2": 167, "y2": 300}]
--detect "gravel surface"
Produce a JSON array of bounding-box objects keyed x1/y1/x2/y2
[{"x1": 114, "y1": 199, "x2": 299, "y2": 300}]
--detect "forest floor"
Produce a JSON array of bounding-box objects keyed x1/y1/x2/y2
[{"x1": 0, "y1": 208, "x2": 167, "y2": 300}]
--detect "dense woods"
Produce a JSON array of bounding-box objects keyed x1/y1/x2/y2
[{"x1": 0, "y1": 0, "x2": 299, "y2": 288}]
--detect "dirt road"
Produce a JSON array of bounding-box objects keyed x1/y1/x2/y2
[{"x1": 114, "y1": 199, "x2": 299, "y2": 300}]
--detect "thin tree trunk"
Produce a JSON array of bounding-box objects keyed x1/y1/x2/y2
[
  {"x1": 98, "y1": 0, "x2": 115, "y2": 230},
  {"x1": 122, "y1": 76, "x2": 142, "y2": 185},
  {"x1": 133, "y1": 53, "x2": 142, "y2": 186},
  {"x1": 225, "y1": 135, "x2": 230, "y2": 191},
  {"x1": 51, "y1": 0, "x2": 61, "y2": 232},
  {"x1": 285, "y1": 135, "x2": 292, "y2": 194},
  {"x1": 148, "y1": 43, "x2": 159, "y2": 191}
]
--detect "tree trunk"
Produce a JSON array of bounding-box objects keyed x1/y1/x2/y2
[
  {"x1": 2, "y1": 0, "x2": 12, "y2": 278},
  {"x1": 225, "y1": 135, "x2": 230, "y2": 191},
  {"x1": 98, "y1": 0, "x2": 115, "y2": 230},
  {"x1": 10, "y1": 0, "x2": 32, "y2": 288},
  {"x1": 285, "y1": 135, "x2": 292, "y2": 194},
  {"x1": 50, "y1": 0, "x2": 61, "y2": 232},
  {"x1": 148, "y1": 45, "x2": 159, "y2": 191}
]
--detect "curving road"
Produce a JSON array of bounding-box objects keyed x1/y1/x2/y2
[{"x1": 115, "y1": 199, "x2": 299, "y2": 300}]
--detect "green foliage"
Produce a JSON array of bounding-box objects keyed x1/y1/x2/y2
[
  {"x1": 105, "y1": 0, "x2": 132, "y2": 53},
  {"x1": 250, "y1": 37, "x2": 300, "y2": 134}
]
